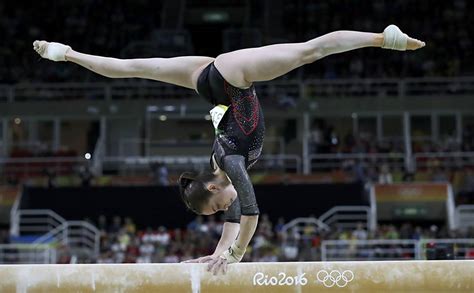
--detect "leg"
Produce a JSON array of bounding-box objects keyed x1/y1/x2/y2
[
  {"x1": 34, "y1": 40, "x2": 214, "y2": 90},
  {"x1": 65, "y1": 50, "x2": 215, "y2": 90},
  {"x1": 215, "y1": 28, "x2": 425, "y2": 88}
]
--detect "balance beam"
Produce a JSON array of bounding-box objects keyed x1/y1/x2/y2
[{"x1": 1, "y1": 261, "x2": 473, "y2": 292}]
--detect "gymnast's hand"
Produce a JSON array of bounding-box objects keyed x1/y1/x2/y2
[
  {"x1": 206, "y1": 255, "x2": 229, "y2": 275},
  {"x1": 33, "y1": 40, "x2": 71, "y2": 62},
  {"x1": 181, "y1": 255, "x2": 214, "y2": 264}
]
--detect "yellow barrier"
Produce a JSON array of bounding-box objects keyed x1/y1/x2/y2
[{"x1": 1, "y1": 260, "x2": 473, "y2": 292}]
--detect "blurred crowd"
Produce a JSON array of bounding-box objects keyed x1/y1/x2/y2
[
  {"x1": 79, "y1": 214, "x2": 472, "y2": 264},
  {"x1": 282, "y1": 0, "x2": 472, "y2": 79},
  {"x1": 2, "y1": 214, "x2": 473, "y2": 262},
  {"x1": 1, "y1": 0, "x2": 473, "y2": 84},
  {"x1": 310, "y1": 119, "x2": 474, "y2": 156}
]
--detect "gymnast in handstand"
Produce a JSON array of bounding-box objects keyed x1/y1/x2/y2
[{"x1": 34, "y1": 24, "x2": 424, "y2": 274}]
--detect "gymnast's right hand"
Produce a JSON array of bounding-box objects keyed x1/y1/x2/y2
[
  {"x1": 33, "y1": 40, "x2": 71, "y2": 62},
  {"x1": 181, "y1": 255, "x2": 215, "y2": 263}
]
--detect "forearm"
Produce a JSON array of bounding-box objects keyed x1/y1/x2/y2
[
  {"x1": 212, "y1": 222, "x2": 240, "y2": 256},
  {"x1": 65, "y1": 49, "x2": 140, "y2": 78},
  {"x1": 235, "y1": 215, "x2": 258, "y2": 249},
  {"x1": 309, "y1": 31, "x2": 384, "y2": 59}
]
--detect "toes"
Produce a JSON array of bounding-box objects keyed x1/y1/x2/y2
[
  {"x1": 33, "y1": 40, "x2": 48, "y2": 55},
  {"x1": 407, "y1": 38, "x2": 426, "y2": 50}
]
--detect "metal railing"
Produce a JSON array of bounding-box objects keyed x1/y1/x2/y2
[
  {"x1": 2, "y1": 76, "x2": 474, "y2": 102},
  {"x1": 455, "y1": 205, "x2": 474, "y2": 229},
  {"x1": 3, "y1": 151, "x2": 474, "y2": 183},
  {"x1": 309, "y1": 153, "x2": 405, "y2": 172},
  {"x1": 14, "y1": 209, "x2": 66, "y2": 236},
  {"x1": 318, "y1": 206, "x2": 371, "y2": 231},
  {"x1": 281, "y1": 217, "x2": 331, "y2": 235},
  {"x1": 0, "y1": 156, "x2": 89, "y2": 185},
  {"x1": 102, "y1": 154, "x2": 302, "y2": 176},
  {"x1": 118, "y1": 136, "x2": 287, "y2": 158},
  {"x1": 0, "y1": 244, "x2": 55, "y2": 264},
  {"x1": 6, "y1": 209, "x2": 100, "y2": 264},
  {"x1": 414, "y1": 152, "x2": 474, "y2": 169},
  {"x1": 321, "y1": 238, "x2": 474, "y2": 261},
  {"x1": 32, "y1": 220, "x2": 100, "y2": 262}
]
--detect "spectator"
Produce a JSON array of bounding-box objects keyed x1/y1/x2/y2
[
  {"x1": 378, "y1": 163, "x2": 393, "y2": 184},
  {"x1": 352, "y1": 222, "x2": 368, "y2": 240}
]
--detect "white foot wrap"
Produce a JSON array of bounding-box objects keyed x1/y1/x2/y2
[
  {"x1": 382, "y1": 25, "x2": 408, "y2": 51},
  {"x1": 33, "y1": 41, "x2": 71, "y2": 62}
]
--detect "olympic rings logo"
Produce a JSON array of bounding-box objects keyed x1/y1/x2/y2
[{"x1": 316, "y1": 270, "x2": 354, "y2": 288}]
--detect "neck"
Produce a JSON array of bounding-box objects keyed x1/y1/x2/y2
[{"x1": 213, "y1": 168, "x2": 232, "y2": 185}]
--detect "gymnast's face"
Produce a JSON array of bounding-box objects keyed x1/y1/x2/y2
[{"x1": 200, "y1": 181, "x2": 237, "y2": 216}]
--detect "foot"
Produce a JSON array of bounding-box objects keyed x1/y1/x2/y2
[
  {"x1": 382, "y1": 25, "x2": 425, "y2": 51},
  {"x1": 33, "y1": 40, "x2": 71, "y2": 61}
]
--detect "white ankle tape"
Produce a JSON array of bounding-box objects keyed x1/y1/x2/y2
[
  {"x1": 46, "y1": 42, "x2": 71, "y2": 62},
  {"x1": 382, "y1": 25, "x2": 408, "y2": 51}
]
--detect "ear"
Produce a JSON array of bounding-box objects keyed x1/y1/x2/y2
[{"x1": 207, "y1": 183, "x2": 220, "y2": 192}]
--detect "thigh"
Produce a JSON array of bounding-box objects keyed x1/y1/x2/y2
[
  {"x1": 137, "y1": 56, "x2": 215, "y2": 90},
  {"x1": 214, "y1": 42, "x2": 309, "y2": 88}
]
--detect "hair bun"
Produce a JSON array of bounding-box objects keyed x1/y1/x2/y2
[{"x1": 178, "y1": 172, "x2": 197, "y2": 191}]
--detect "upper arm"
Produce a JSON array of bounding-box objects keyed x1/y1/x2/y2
[
  {"x1": 224, "y1": 196, "x2": 241, "y2": 223},
  {"x1": 222, "y1": 155, "x2": 259, "y2": 216}
]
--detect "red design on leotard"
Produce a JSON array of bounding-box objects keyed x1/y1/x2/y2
[{"x1": 224, "y1": 81, "x2": 260, "y2": 136}]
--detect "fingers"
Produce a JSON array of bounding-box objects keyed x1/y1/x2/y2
[
  {"x1": 198, "y1": 256, "x2": 213, "y2": 263},
  {"x1": 207, "y1": 258, "x2": 219, "y2": 272},
  {"x1": 181, "y1": 259, "x2": 199, "y2": 263},
  {"x1": 207, "y1": 257, "x2": 228, "y2": 275}
]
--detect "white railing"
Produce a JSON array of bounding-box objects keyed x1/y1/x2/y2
[
  {"x1": 0, "y1": 244, "x2": 55, "y2": 264},
  {"x1": 0, "y1": 151, "x2": 474, "y2": 183},
  {"x1": 281, "y1": 217, "x2": 331, "y2": 238},
  {"x1": 92, "y1": 135, "x2": 105, "y2": 176},
  {"x1": 0, "y1": 156, "x2": 89, "y2": 185},
  {"x1": 102, "y1": 154, "x2": 302, "y2": 176},
  {"x1": 321, "y1": 239, "x2": 419, "y2": 261},
  {"x1": 318, "y1": 206, "x2": 371, "y2": 231},
  {"x1": 309, "y1": 152, "x2": 405, "y2": 172},
  {"x1": 14, "y1": 209, "x2": 66, "y2": 236},
  {"x1": 3, "y1": 152, "x2": 474, "y2": 180},
  {"x1": 447, "y1": 184, "x2": 456, "y2": 230},
  {"x1": 118, "y1": 136, "x2": 287, "y2": 157},
  {"x1": 414, "y1": 152, "x2": 474, "y2": 169},
  {"x1": 6, "y1": 209, "x2": 100, "y2": 264},
  {"x1": 2, "y1": 77, "x2": 474, "y2": 102},
  {"x1": 32, "y1": 221, "x2": 100, "y2": 262},
  {"x1": 321, "y1": 238, "x2": 474, "y2": 261},
  {"x1": 455, "y1": 205, "x2": 474, "y2": 229}
]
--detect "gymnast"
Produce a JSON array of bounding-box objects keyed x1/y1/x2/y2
[{"x1": 33, "y1": 24, "x2": 424, "y2": 274}]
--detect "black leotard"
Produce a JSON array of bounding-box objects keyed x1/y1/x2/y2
[
  {"x1": 197, "y1": 62, "x2": 264, "y2": 221},
  {"x1": 197, "y1": 62, "x2": 265, "y2": 169}
]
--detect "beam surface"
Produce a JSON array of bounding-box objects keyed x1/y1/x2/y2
[{"x1": 1, "y1": 260, "x2": 473, "y2": 292}]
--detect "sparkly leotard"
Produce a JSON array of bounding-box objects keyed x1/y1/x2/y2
[
  {"x1": 197, "y1": 62, "x2": 264, "y2": 220},
  {"x1": 197, "y1": 63, "x2": 265, "y2": 169}
]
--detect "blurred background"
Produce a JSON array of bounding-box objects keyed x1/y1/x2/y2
[{"x1": 1, "y1": 0, "x2": 474, "y2": 264}]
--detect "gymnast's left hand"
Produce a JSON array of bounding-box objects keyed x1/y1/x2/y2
[{"x1": 206, "y1": 256, "x2": 228, "y2": 275}]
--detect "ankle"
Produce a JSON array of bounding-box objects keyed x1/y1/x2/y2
[{"x1": 374, "y1": 33, "x2": 384, "y2": 47}]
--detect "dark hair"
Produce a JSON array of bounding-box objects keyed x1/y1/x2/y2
[{"x1": 178, "y1": 171, "x2": 217, "y2": 214}]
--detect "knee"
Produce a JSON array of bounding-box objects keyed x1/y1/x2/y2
[{"x1": 300, "y1": 42, "x2": 324, "y2": 64}]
